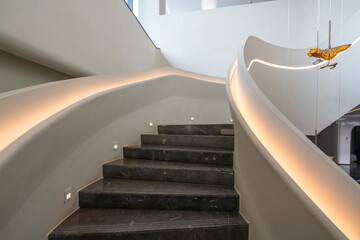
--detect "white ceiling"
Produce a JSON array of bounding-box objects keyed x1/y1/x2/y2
[{"x1": 166, "y1": 0, "x2": 273, "y2": 14}]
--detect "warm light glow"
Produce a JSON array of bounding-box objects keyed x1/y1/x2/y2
[
  {"x1": 66, "y1": 193, "x2": 71, "y2": 200},
  {"x1": 348, "y1": 107, "x2": 360, "y2": 114},
  {"x1": 247, "y1": 36, "x2": 360, "y2": 71},
  {"x1": 202, "y1": 0, "x2": 218, "y2": 10},
  {"x1": 247, "y1": 58, "x2": 327, "y2": 71},
  {"x1": 0, "y1": 67, "x2": 224, "y2": 153},
  {"x1": 229, "y1": 57, "x2": 360, "y2": 239}
]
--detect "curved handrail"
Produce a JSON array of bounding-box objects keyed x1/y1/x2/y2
[
  {"x1": 242, "y1": 35, "x2": 360, "y2": 136},
  {"x1": 247, "y1": 36, "x2": 360, "y2": 71},
  {"x1": 0, "y1": 67, "x2": 229, "y2": 240},
  {"x1": 0, "y1": 67, "x2": 222, "y2": 155},
  {"x1": 227, "y1": 37, "x2": 360, "y2": 239}
]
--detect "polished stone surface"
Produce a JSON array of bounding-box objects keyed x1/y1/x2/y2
[
  {"x1": 123, "y1": 145, "x2": 233, "y2": 166},
  {"x1": 103, "y1": 159, "x2": 234, "y2": 185},
  {"x1": 49, "y1": 208, "x2": 248, "y2": 240},
  {"x1": 141, "y1": 134, "x2": 234, "y2": 149},
  {"x1": 158, "y1": 124, "x2": 234, "y2": 136},
  {"x1": 79, "y1": 178, "x2": 239, "y2": 211},
  {"x1": 49, "y1": 124, "x2": 248, "y2": 239}
]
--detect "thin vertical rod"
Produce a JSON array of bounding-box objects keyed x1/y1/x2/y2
[
  {"x1": 329, "y1": 20, "x2": 332, "y2": 49},
  {"x1": 317, "y1": 0, "x2": 320, "y2": 31},
  {"x1": 315, "y1": 0, "x2": 320, "y2": 141},
  {"x1": 317, "y1": 31, "x2": 319, "y2": 49},
  {"x1": 338, "y1": 0, "x2": 344, "y2": 119},
  {"x1": 286, "y1": 0, "x2": 290, "y2": 116}
]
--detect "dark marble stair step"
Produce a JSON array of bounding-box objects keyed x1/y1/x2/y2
[
  {"x1": 123, "y1": 145, "x2": 233, "y2": 166},
  {"x1": 103, "y1": 159, "x2": 234, "y2": 185},
  {"x1": 158, "y1": 124, "x2": 233, "y2": 135},
  {"x1": 48, "y1": 208, "x2": 249, "y2": 240},
  {"x1": 141, "y1": 134, "x2": 234, "y2": 149},
  {"x1": 79, "y1": 178, "x2": 239, "y2": 211}
]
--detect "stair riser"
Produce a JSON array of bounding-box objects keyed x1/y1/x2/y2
[
  {"x1": 141, "y1": 135, "x2": 234, "y2": 149},
  {"x1": 49, "y1": 226, "x2": 248, "y2": 240},
  {"x1": 158, "y1": 124, "x2": 233, "y2": 135},
  {"x1": 79, "y1": 193, "x2": 239, "y2": 211},
  {"x1": 123, "y1": 148, "x2": 233, "y2": 166},
  {"x1": 103, "y1": 165, "x2": 234, "y2": 186}
]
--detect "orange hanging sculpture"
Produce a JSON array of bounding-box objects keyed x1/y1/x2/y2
[{"x1": 308, "y1": 20, "x2": 351, "y2": 69}]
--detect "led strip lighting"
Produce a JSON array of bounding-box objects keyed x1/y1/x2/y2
[
  {"x1": 247, "y1": 36, "x2": 360, "y2": 71},
  {"x1": 229, "y1": 36, "x2": 360, "y2": 240},
  {"x1": 230, "y1": 60, "x2": 360, "y2": 239}
]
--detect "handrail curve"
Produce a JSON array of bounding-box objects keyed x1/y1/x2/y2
[
  {"x1": 247, "y1": 36, "x2": 360, "y2": 71},
  {"x1": 226, "y1": 37, "x2": 360, "y2": 239},
  {"x1": 0, "y1": 67, "x2": 222, "y2": 156}
]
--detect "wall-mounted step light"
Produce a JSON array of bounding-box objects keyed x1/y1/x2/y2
[
  {"x1": 64, "y1": 188, "x2": 72, "y2": 203},
  {"x1": 113, "y1": 141, "x2": 118, "y2": 151}
]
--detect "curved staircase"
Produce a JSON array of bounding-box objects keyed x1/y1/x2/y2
[{"x1": 49, "y1": 124, "x2": 249, "y2": 240}]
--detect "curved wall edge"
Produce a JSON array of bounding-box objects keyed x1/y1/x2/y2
[
  {"x1": 0, "y1": 66, "x2": 223, "y2": 155},
  {"x1": 226, "y1": 35, "x2": 360, "y2": 239},
  {"x1": 0, "y1": 68, "x2": 229, "y2": 240},
  {"x1": 0, "y1": 0, "x2": 170, "y2": 77},
  {"x1": 245, "y1": 34, "x2": 360, "y2": 135},
  {"x1": 0, "y1": 30, "x2": 93, "y2": 78}
]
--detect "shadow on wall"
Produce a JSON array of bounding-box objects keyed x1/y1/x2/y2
[{"x1": 0, "y1": 50, "x2": 72, "y2": 94}]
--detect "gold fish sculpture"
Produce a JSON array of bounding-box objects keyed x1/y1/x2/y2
[
  {"x1": 308, "y1": 44, "x2": 351, "y2": 69},
  {"x1": 307, "y1": 20, "x2": 351, "y2": 69}
]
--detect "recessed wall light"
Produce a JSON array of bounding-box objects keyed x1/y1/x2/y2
[
  {"x1": 64, "y1": 188, "x2": 72, "y2": 203},
  {"x1": 113, "y1": 141, "x2": 118, "y2": 150}
]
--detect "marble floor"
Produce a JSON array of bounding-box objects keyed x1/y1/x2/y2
[{"x1": 339, "y1": 162, "x2": 360, "y2": 183}]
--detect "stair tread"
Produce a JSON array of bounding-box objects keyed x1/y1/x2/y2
[
  {"x1": 145, "y1": 133, "x2": 234, "y2": 136},
  {"x1": 141, "y1": 134, "x2": 234, "y2": 149},
  {"x1": 50, "y1": 124, "x2": 246, "y2": 239},
  {"x1": 81, "y1": 178, "x2": 238, "y2": 197},
  {"x1": 105, "y1": 158, "x2": 234, "y2": 172},
  {"x1": 125, "y1": 144, "x2": 233, "y2": 153},
  {"x1": 142, "y1": 134, "x2": 234, "y2": 139},
  {"x1": 158, "y1": 124, "x2": 233, "y2": 136},
  {"x1": 49, "y1": 208, "x2": 248, "y2": 237},
  {"x1": 159, "y1": 124, "x2": 234, "y2": 127}
]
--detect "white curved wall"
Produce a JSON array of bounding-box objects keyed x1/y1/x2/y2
[
  {"x1": 0, "y1": 50, "x2": 72, "y2": 93},
  {"x1": 138, "y1": 0, "x2": 360, "y2": 78},
  {"x1": 0, "y1": 0, "x2": 169, "y2": 77},
  {"x1": 0, "y1": 68, "x2": 230, "y2": 240},
  {"x1": 166, "y1": 0, "x2": 272, "y2": 14},
  {"x1": 227, "y1": 36, "x2": 360, "y2": 240},
  {"x1": 139, "y1": 0, "x2": 289, "y2": 77},
  {"x1": 246, "y1": 9, "x2": 360, "y2": 136}
]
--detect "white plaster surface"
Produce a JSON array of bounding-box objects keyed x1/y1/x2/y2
[
  {"x1": 226, "y1": 36, "x2": 360, "y2": 240},
  {"x1": 0, "y1": 50, "x2": 72, "y2": 93},
  {"x1": 0, "y1": 68, "x2": 230, "y2": 240},
  {"x1": 0, "y1": 0, "x2": 169, "y2": 77}
]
